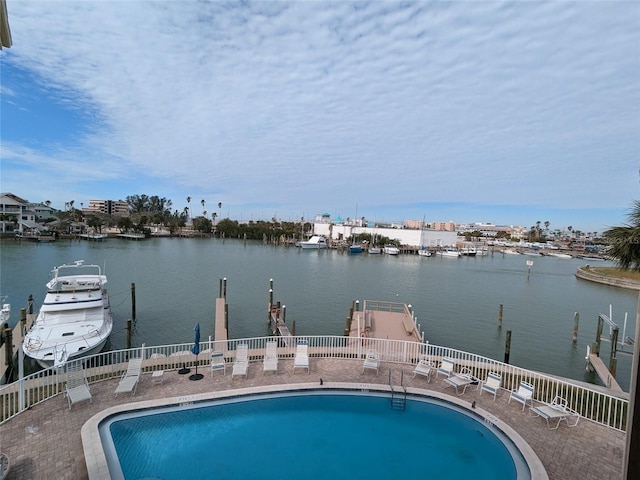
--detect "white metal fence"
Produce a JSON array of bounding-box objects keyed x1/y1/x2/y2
[{"x1": 0, "y1": 335, "x2": 629, "y2": 431}]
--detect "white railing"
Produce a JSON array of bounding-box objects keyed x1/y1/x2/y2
[{"x1": 0, "y1": 336, "x2": 629, "y2": 431}]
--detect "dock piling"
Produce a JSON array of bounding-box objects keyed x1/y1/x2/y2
[
  {"x1": 126, "y1": 319, "x2": 132, "y2": 349},
  {"x1": 131, "y1": 283, "x2": 136, "y2": 322},
  {"x1": 573, "y1": 312, "x2": 580, "y2": 343},
  {"x1": 504, "y1": 330, "x2": 512, "y2": 364},
  {"x1": 498, "y1": 304, "x2": 503, "y2": 329}
]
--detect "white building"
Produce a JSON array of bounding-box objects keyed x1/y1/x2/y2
[{"x1": 312, "y1": 220, "x2": 458, "y2": 247}]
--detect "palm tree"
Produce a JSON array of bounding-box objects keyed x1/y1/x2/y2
[
  {"x1": 186, "y1": 197, "x2": 191, "y2": 223},
  {"x1": 201, "y1": 199, "x2": 206, "y2": 215},
  {"x1": 603, "y1": 200, "x2": 640, "y2": 270},
  {"x1": 218, "y1": 202, "x2": 222, "y2": 220}
]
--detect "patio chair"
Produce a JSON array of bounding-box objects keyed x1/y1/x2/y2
[
  {"x1": 293, "y1": 340, "x2": 309, "y2": 374},
  {"x1": 509, "y1": 381, "x2": 535, "y2": 411},
  {"x1": 362, "y1": 349, "x2": 380, "y2": 375},
  {"x1": 436, "y1": 357, "x2": 455, "y2": 379},
  {"x1": 210, "y1": 351, "x2": 226, "y2": 376},
  {"x1": 263, "y1": 341, "x2": 279, "y2": 374},
  {"x1": 480, "y1": 372, "x2": 502, "y2": 400},
  {"x1": 65, "y1": 363, "x2": 93, "y2": 409},
  {"x1": 232, "y1": 343, "x2": 249, "y2": 378},
  {"x1": 0, "y1": 452, "x2": 9, "y2": 480},
  {"x1": 530, "y1": 396, "x2": 580, "y2": 430},
  {"x1": 412, "y1": 355, "x2": 436, "y2": 382},
  {"x1": 114, "y1": 356, "x2": 143, "y2": 397},
  {"x1": 443, "y1": 367, "x2": 479, "y2": 395}
]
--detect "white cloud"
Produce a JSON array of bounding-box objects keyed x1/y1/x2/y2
[{"x1": 1, "y1": 1, "x2": 638, "y2": 230}]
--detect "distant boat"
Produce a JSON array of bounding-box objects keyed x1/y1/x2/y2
[
  {"x1": 23, "y1": 260, "x2": 113, "y2": 368},
  {"x1": 298, "y1": 235, "x2": 328, "y2": 249},
  {"x1": 368, "y1": 246, "x2": 382, "y2": 255},
  {"x1": 383, "y1": 245, "x2": 400, "y2": 255},
  {"x1": 417, "y1": 248, "x2": 431, "y2": 257},
  {"x1": 548, "y1": 253, "x2": 572, "y2": 259},
  {"x1": 437, "y1": 248, "x2": 461, "y2": 258},
  {"x1": 501, "y1": 249, "x2": 520, "y2": 255},
  {"x1": 348, "y1": 244, "x2": 363, "y2": 254},
  {"x1": 460, "y1": 245, "x2": 477, "y2": 256}
]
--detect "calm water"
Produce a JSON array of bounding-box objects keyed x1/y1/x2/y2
[
  {"x1": 1, "y1": 237, "x2": 637, "y2": 390},
  {"x1": 105, "y1": 393, "x2": 523, "y2": 480}
]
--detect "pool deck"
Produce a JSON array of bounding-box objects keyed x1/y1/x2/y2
[{"x1": 1, "y1": 358, "x2": 626, "y2": 480}]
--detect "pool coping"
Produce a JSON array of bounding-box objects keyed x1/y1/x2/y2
[{"x1": 81, "y1": 381, "x2": 548, "y2": 480}]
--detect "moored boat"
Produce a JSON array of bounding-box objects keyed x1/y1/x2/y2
[
  {"x1": 22, "y1": 260, "x2": 113, "y2": 368},
  {"x1": 383, "y1": 244, "x2": 400, "y2": 255},
  {"x1": 298, "y1": 235, "x2": 328, "y2": 249},
  {"x1": 437, "y1": 248, "x2": 461, "y2": 258},
  {"x1": 417, "y1": 248, "x2": 431, "y2": 257}
]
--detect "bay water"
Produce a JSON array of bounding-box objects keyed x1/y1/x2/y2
[{"x1": 1, "y1": 237, "x2": 637, "y2": 391}]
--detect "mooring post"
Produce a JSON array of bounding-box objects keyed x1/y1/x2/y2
[
  {"x1": 573, "y1": 312, "x2": 580, "y2": 343},
  {"x1": 610, "y1": 326, "x2": 619, "y2": 377},
  {"x1": 20, "y1": 307, "x2": 26, "y2": 335},
  {"x1": 126, "y1": 319, "x2": 132, "y2": 349},
  {"x1": 131, "y1": 282, "x2": 136, "y2": 322},
  {"x1": 282, "y1": 305, "x2": 286, "y2": 324},
  {"x1": 3, "y1": 324, "x2": 12, "y2": 370},
  {"x1": 291, "y1": 320, "x2": 296, "y2": 336},
  {"x1": 28, "y1": 294, "x2": 33, "y2": 315},
  {"x1": 223, "y1": 277, "x2": 227, "y2": 298},
  {"x1": 504, "y1": 330, "x2": 512, "y2": 364},
  {"x1": 498, "y1": 304, "x2": 503, "y2": 329},
  {"x1": 593, "y1": 315, "x2": 604, "y2": 356},
  {"x1": 219, "y1": 278, "x2": 223, "y2": 298},
  {"x1": 268, "y1": 289, "x2": 273, "y2": 324},
  {"x1": 355, "y1": 300, "x2": 360, "y2": 312}
]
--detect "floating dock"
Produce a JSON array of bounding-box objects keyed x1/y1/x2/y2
[{"x1": 347, "y1": 300, "x2": 424, "y2": 343}]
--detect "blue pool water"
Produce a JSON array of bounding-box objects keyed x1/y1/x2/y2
[{"x1": 101, "y1": 392, "x2": 529, "y2": 480}]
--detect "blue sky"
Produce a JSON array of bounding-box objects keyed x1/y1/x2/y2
[{"x1": 1, "y1": 1, "x2": 638, "y2": 234}]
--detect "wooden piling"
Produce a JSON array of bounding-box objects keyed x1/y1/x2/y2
[
  {"x1": 28, "y1": 294, "x2": 33, "y2": 314},
  {"x1": 131, "y1": 282, "x2": 136, "y2": 322},
  {"x1": 223, "y1": 277, "x2": 227, "y2": 298},
  {"x1": 20, "y1": 308, "x2": 26, "y2": 335},
  {"x1": 610, "y1": 327, "x2": 619, "y2": 377},
  {"x1": 498, "y1": 304, "x2": 503, "y2": 329},
  {"x1": 504, "y1": 330, "x2": 512, "y2": 364},
  {"x1": 219, "y1": 278, "x2": 223, "y2": 298},
  {"x1": 3, "y1": 324, "x2": 12, "y2": 370},
  {"x1": 126, "y1": 319, "x2": 132, "y2": 349},
  {"x1": 592, "y1": 315, "x2": 604, "y2": 356},
  {"x1": 573, "y1": 312, "x2": 579, "y2": 343}
]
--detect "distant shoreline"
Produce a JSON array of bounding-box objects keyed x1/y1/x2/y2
[{"x1": 575, "y1": 266, "x2": 640, "y2": 291}]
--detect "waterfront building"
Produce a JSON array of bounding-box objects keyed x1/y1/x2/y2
[{"x1": 84, "y1": 199, "x2": 130, "y2": 217}]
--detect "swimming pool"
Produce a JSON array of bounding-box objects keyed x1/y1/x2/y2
[{"x1": 99, "y1": 391, "x2": 532, "y2": 480}]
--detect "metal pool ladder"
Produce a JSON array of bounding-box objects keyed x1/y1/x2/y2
[{"x1": 389, "y1": 370, "x2": 407, "y2": 411}]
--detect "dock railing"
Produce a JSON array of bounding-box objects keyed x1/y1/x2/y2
[{"x1": 0, "y1": 335, "x2": 630, "y2": 431}]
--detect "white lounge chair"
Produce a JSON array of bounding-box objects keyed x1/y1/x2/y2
[
  {"x1": 232, "y1": 344, "x2": 249, "y2": 378},
  {"x1": 293, "y1": 340, "x2": 309, "y2": 374},
  {"x1": 412, "y1": 355, "x2": 436, "y2": 382},
  {"x1": 0, "y1": 452, "x2": 9, "y2": 480},
  {"x1": 114, "y1": 356, "x2": 143, "y2": 397},
  {"x1": 509, "y1": 381, "x2": 535, "y2": 410},
  {"x1": 65, "y1": 363, "x2": 93, "y2": 410},
  {"x1": 436, "y1": 357, "x2": 455, "y2": 379},
  {"x1": 530, "y1": 396, "x2": 580, "y2": 430},
  {"x1": 210, "y1": 351, "x2": 226, "y2": 376},
  {"x1": 263, "y1": 341, "x2": 278, "y2": 374},
  {"x1": 480, "y1": 372, "x2": 502, "y2": 400},
  {"x1": 362, "y1": 349, "x2": 380, "y2": 375},
  {"x1": 443, "y1": 367, "x2": 479, "y2": 395}
]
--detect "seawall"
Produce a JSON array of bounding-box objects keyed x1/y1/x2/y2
[{"x1": 575, "y1": 267, "x2": 640, "y2": 291}]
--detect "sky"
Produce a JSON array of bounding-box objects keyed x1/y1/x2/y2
[{"x1": 1, "y1": 1, "x2": 638, "y2": 234}]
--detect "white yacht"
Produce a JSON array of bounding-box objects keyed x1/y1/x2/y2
[
  {"x1": 298, "y1": 235, "x2": 328, "y2": 249},
  {"x1": 23, "y1": 261, "x2": 113, "y2": 368}
]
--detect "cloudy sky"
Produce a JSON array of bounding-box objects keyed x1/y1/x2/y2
[{"x1": 1, "y1": 1, "x2": 638, "y2": 233}]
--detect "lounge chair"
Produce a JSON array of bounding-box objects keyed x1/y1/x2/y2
[
  {"x1": 65, "y1": 363, "x2": 93, "y2": 409},
  {"x1": 0, "y1": 452, "x2": 9, "y2": 480},
  {"x1": 232, "y1": 343, "x2": 249, "y2": 378},
  {"x1": 436, "y1": 357, "x2": 455, "y2": 379},
  {"x1": 480, "y1": 372, "x2": 502, "y2": 400},
  {"x1": 293, "y1": 340, "x2": 309, "y2": 374},
  {"x1": 443, "y1": 367, "x2": 479, "y2": 395},
  {"x1": 509, "y1": 381, "x2": 535, "y2": 410},
  {"x1": 210, "y1": 351, "x2": 226, "y2": 376},
  {"x1": 114, "y1": 356, "x2": 143, "y2": 397},
  {"x1": 412, "y1": 355, "x2": 436, "y2": 382},
  {"x1": 362, "y1": 349, "x2": 380, "y2": 375},
  {"x1": 530, "y1": 396, "x2": 580, "y2": 430},
  {"x1": 263, "y1": 341, "x2": 278, "y2": 374}
]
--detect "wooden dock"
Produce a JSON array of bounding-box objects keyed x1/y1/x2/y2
[
  {"x1": 587, "y1": 354, "x2": 623, "y2": 393},
  {"x1": 1, "y1": 312, "x2": 35, "y2": 383},
  {"x1": 348, "y1": 300, "x2": 423, "y2": 343}
]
